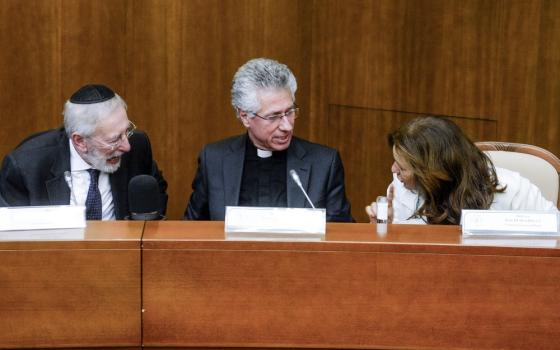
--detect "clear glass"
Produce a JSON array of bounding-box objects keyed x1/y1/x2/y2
[
  {"x1": 376, "y1": 195, "x2": 388, "y2": 236},
  {"x1": 376, "y1": 196, "x2": 388, "y2": 223}
]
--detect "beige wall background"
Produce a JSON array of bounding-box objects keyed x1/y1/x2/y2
[{"x1": 1, "y1": 0, "x2": 559, "y2": 221}]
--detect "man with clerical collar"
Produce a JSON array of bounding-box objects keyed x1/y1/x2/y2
[
  {"x1": 0, "y1": 84, "x2": 168, "y2": 220},
  {"x1": 184, "y1": 58, "x2": 353, "y2": 222}
]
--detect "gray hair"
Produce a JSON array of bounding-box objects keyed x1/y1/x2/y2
[
  {"x1": 231, "y1": 58, "x2": 297, "y2": 117},
  {"x1": 63, "y1": 94, "x2": 127, "y2": 138}
]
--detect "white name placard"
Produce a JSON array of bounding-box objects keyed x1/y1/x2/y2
[
  {"x1": 0, "y1": 228, "x2": 85, "y2": 241},
  {"x1": 461, "y1": 236, "x2": 558, "y2": 248},
  {"x1": 0, "y1": 205, "x2": 86, "y2": 232},
  {"x1": 225, "y1": 206, "x2": 326, "y2": 241},
  {"x1": 461, "y1": 210, "x2": 559, "y2": 236}
]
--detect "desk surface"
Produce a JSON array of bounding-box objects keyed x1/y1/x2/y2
[
  {"x1": 144, "y1": 220, "x2": 560, "y2": 256},
  {"x1": 142, "y1": 221, "x2": 560, "y2": 349},
  {"x1": 0, "y1": 220, "x2": 143, "y2": 250}
]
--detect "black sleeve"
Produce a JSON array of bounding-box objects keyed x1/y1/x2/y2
[
  {"x1": 0, "y1": 154, "x2": 30, "y2": 206},
  {"x1": 184, "y1": 148, "x2": 210, "y2": 220},
  {"x1": 142, "y1": 133, "x2": 168, "y2": 215},
  {"x1": 325, "y1": 151, "x2": 354, "y2": 222},
  {"x1": 150, "y1": 159, "x2": 168, "y2": 215}
]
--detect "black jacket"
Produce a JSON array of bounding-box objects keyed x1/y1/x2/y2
[
  {"x1": 0, "y1": 127, "x2": 167, "y2": 219},
  {"x1": 184, "y1": 134, "x2": 353, "y2": 222}
]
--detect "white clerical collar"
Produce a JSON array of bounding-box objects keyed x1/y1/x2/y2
[{"x1": 257, "y1": 148, "x2": 272, "y2": 158}]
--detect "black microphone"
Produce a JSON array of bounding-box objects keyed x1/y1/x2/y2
[
  {"x1": 289, "y1": 169, "x2": 316, "y2": 209},
  {"x1": 128, "y1": 175, "x2": 162, "y2": 220}
]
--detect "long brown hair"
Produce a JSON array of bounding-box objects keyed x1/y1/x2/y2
[{"x1": 389, "y1": 116, "x2": 503, "y2": 224}]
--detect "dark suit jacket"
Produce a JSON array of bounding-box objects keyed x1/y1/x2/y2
[
  {"x1": 184, "y1": 134, "x2": 353, "y2": 222},
  {"x1": 0, "y1": 128, "x2": 168, "y2": 219},
  {"x1": 0, "y1": 191, "x2": 7, "y2": 207}
]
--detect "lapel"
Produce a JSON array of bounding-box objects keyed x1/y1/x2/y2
[
  {"x1": 287, "y1": 138, "x2": 311, "y2": 207},
  {"x1": 222, "y1": 135, "x2": 246, "y2": 206},
  {"x1": 45, "y1": 135, "x2": 71, "y2": 205}
]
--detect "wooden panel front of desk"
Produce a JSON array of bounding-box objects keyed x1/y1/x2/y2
[
  {"x1": 0, "y1": 221, "x2": 143, "y2": 349},
  {"x1": 142, "y1": 221, "x2": 560, "y2": 349}
]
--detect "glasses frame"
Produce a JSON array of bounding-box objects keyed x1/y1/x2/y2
[
  {"x1": 249, "y1": 105, "x2": 299, "y2": 123},
  {"x1": 87, "y1": 121, "x2": 136, "y2": 152}
]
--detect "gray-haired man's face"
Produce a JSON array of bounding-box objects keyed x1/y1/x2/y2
[
  {"x1": 240, "y1": 88, "x2": 295, "y2": 151},
  {"x1": 76, "y1": 106, "x2": 132, "y2": 173}
]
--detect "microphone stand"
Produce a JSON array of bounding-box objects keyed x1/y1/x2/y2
[{"x1": 289, "y1": 169, "x2": 316, "y2": 209}]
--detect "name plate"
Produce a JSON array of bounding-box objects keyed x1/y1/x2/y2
[
  {"x1": 0, "y1": 228, "x2": 85, "y2": 241},
  {"x1": 461, "y1": 210, "x2": 559, "y2": 236},
  {"x1": 0, "y1": 205, "x2": 86, "y2": 231},
  {"x1": 225, "y1": 206, "x2": 326, "y2": 241},
  {"x1": 461, "y1": 236, "x2": 558, "y2": 248}
]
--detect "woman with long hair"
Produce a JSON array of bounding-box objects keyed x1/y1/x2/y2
[{"x1": 366, "y1": 116, "x2": 556, "y2": 224}]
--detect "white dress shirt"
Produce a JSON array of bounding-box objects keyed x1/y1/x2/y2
[{"x1": 68, "y1": 140, "x2": 115, "y2": 220}]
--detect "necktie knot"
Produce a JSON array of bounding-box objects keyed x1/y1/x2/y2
[{"x1": 87, "y1": 168, "x2": 100, "y2": 184}]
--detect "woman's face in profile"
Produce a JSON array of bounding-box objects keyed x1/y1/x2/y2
[{"x1": 391, "y1": 147, "x2": 416, "y2": 190}]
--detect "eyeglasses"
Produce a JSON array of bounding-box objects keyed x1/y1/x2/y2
[
  {"x1": 249, "y1": 106, "x2": 299, "y2": 123},
  {"x1": 88, "y1": 121, "x2": 136, "y2": 152}
]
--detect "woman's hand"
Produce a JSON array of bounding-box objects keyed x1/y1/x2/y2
[{"x1": 365, "y1": 184, "x2": 394, "y2": 223}]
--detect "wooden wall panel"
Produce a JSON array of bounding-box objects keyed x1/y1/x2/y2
[
  {"x1": 325, "y1": 0, "x2": 503, "y2": 117},
  {"x1": 328, "y1": 106, "x2": 497, "y2": 222},
  {"x1": 311, "y1": 0, "x2": 560, "y2": 149},
  {"x1": 534, "y1": 0, "x2": 560, "y2": 148},
  {"x1": 60, "y1": 0, "x2": 129, "y2": 98},
  {"x1": 311, "y1": 0, "x2": 496, "y2": 144},
  {"x1": 0, "y1": 0, "x2": 129, "y2": 147},
  {"x1": 492, "y1": 0, "x2": 541, "y2": 144},
  {"x1": 0, "y1": 0, "x2": 61, "y2": 149}
]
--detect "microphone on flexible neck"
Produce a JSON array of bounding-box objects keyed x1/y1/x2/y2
[
  {"x1": 289, "y1": 169, "x2": 316, "y2": 209},
  {"x1": 128, "y1": 175, "x2": 163, "y2": 220}
]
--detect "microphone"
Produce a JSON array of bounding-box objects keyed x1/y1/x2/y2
[
  {"x1": 289, "y1": 169, "x2": 316, "y2": 209},
  {"x1": 64, "y1": 171, "x2": 77, "y2": 205},
  {"x1": 128, "y1": 175, "x2": 162, "y2": 220}
]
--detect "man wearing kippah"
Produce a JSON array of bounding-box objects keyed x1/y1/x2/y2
[
  {"x1": 184, "y1": 58, "x2": 353, "y2": 222},
  {"x1": 0, "y1": 84, "x2": 168, "y2": 220}
]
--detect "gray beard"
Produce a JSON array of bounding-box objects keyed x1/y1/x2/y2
[{"x1": 82, "y1": 148, "x2": 122, "y2": 173}]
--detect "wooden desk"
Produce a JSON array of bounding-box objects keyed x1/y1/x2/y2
[
  {"x1": 2, "y1": 221, "x2": 559, "y2": 349},
  {"x1": 142, "y1": 221, "x2": 560, "y2": 350},
  {"x1": 0, "y1": 221, "x2": 143, "y2": 349}
]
